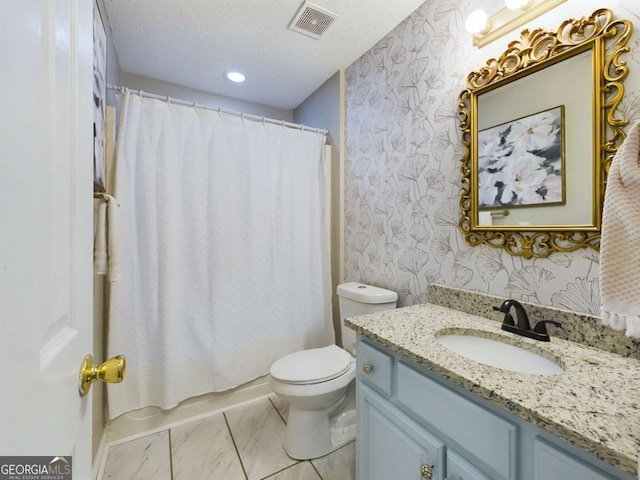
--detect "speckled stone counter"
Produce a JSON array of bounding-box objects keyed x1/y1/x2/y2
[
  {"x1": 428, "y1": 283, "x2": 640, "y2": 359},
  {"x1": 346, "y1": 303, "x2": 640, "y2": 476}
]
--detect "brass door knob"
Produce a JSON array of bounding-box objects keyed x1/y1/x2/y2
[
  {"x1": 420, "y1": 463, "x2": 433, "y2": 479},
  {"x1": 79, "y1": 354, "x2": 126, "y2": 397},
  {"x1": 362, "y1": 363, "x2": 373, "y2": 374}
]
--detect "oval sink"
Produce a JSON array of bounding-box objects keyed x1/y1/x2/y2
[{"x1": 436, "y1": 333, "x2": 564, "y2": 375}]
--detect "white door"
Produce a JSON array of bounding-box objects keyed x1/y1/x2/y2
[{"x1": 0, "y1": 0, "x2": 93, "y2": 478}]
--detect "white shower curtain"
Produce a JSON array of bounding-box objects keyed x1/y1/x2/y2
[{"x1": 107, "y1": 91, "x2": 334, "y2": 419}]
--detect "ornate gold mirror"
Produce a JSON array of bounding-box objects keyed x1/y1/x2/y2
[{"x1": 458, "y1": 9, "x2": 632, "y2": 258}]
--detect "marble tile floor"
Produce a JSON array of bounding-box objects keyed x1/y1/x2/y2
[{"x1": 101, "y1": 395, "x2": 355, "y2": 480}]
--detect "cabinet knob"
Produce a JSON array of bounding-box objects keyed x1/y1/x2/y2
[
  {"x1": 362, "y1": 363, "x2": 374, "y2": 374},
  {"x1": 420, "y1": 463, "x2": 433, "y2": 479}
]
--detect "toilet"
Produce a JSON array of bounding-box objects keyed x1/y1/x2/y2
[{"x1": 269, "y1": 282, "x2": 397, "y2": 460}]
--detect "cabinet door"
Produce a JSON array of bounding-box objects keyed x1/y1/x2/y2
[
  {"x1": 533, "y1": 438, "x2": 615, "y2": 480},
  {"x1": 358, "y1": 383, "x2": 445, "y2": 480},
  {"x1": 447, "y1": 449, "x2": 492, "y2": 480}
]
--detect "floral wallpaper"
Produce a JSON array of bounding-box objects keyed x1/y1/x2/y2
[{"x1": 344, "y1": 0, "x2": 640, "y2": 315}]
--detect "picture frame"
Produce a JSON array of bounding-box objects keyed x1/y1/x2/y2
[
  {"x1": 457, "y1": 9, "x2": 632, "y2": 259},
  {"x1": 93, "y1": 1, "x2": 107, "y2": 191},
  {"x1": 477, "y1": 106, "x2": 565, "y2": 209}
]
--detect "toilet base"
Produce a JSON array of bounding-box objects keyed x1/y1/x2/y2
[{"x1": 282, "y1": 383, "x2": 356, "y2": 460}]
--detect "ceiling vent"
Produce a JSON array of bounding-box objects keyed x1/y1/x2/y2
[{"x1": 288, "y1": 1, "x2": 339, "y2": 40}]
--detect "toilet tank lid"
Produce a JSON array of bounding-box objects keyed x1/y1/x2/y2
[{"x1": 337, "y1": 282, "x2": 398, "y2": 304}]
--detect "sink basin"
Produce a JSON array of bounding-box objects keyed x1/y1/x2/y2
[{"x1": 436, "y1": 333, "x2": 564, "y2": 375}]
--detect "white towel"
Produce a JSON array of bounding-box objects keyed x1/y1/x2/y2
[
  {"x1": 600, "y1": 121, "x2": 640, "y2": 337},
  {"x1": 106, "y1": 194, "x2": 121, "y2": 281},
  {"x1": 93, "y1": 194, "x2": 120, "y2": 281},
  {"x1": 94, "y1": 199, "x2": 108, "y2": 274}
]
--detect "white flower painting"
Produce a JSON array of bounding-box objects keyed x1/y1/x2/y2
[{"x1": 478, "y1": 106, "x2": 565, "y2": 208}]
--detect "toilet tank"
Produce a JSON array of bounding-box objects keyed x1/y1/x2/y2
[{"x1": 337, "y1": 282, "x2": 397, "y2": 353}]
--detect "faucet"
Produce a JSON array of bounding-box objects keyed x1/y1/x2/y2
[
  {"x1": 493, "y1": 299, "x2": 562, "y2": 342},
  {"x1": 493, "y1": 299, "x2": 530, "y2": 330}
]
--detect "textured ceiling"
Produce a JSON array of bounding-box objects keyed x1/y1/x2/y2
[{"x1": 102, "y1": 0, "x2": 426, "y2": 110}]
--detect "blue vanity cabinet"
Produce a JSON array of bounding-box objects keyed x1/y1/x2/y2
[
  {"x1": 355, "y1": 336, "x2": 635, "y2": 480},
  {"x1": 356, "y1": 338, "x2": 490, "y2": 480},
  {"x1": 358, "y1": 384, "x2": 445, "y2": 480},
  {"x1": 396, "y1": 361, "x2": 516, "y2": 479},
  {"x1": 447, "y1": 450, "x2": 492, "y2": 480},
  {"x1": 533, "y1": 438, "x2": 617, "y2": 480}
]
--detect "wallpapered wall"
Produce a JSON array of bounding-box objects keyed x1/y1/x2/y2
[{"x1": 344, "y1": 0, "x2": 640, "y2": 315}]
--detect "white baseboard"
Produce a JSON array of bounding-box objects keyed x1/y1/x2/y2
[
  {"x1": 105, "y1": 375, "x2": 271, "y2": 445},
  {"x1": 92, "y1": 432, "x2": 107, "y2": 480}
]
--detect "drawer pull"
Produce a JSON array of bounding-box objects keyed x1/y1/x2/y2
[
  {"x1": 362, "y1": 363, "x2": 374, "y2": 374},
  {"x1": 420, "y1": 463, "x2": 433, "y2": 479}
]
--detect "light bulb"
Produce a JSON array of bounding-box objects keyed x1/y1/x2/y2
[
  {"x1": 505, "y1": 0, "x2": 533, "y2": 9},
  {"x1": 225, "y1": 71, "x2": 246, "y2": 83},
  {"x1": 465, "y1": 9, "x2": 489, "y2": 34}
]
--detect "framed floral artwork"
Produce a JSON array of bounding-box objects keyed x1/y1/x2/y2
[
  {"x1": 477, "y1": 105, "x2": 565, "y2": 209},
  {"x1": 93, "y1": 1, "x2": 107, "y2": 190}
]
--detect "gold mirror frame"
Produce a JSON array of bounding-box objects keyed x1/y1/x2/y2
[{"x1": 458, "y1": 9, "x2": 632, "y2": 259}]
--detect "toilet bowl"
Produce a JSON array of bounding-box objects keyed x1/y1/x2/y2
[
  {"x1": 269, "y1": 345, "x2": 356, "y2": 460},
  {"x1": 269, "y1": 282, "x2": 397, "y2": 460}
]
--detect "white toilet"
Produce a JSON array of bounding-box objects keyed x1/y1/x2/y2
[{"x1": 269, "y1": 282, "x2": 397, "y2": 460}]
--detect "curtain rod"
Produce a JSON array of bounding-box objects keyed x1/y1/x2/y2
[{"x1": 107, "y1": 84, "x2": 328, "y2": 136}]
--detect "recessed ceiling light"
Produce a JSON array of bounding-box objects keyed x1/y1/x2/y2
[{"x1": 225, "y1": 71, "x2": 246, "y2": 83}]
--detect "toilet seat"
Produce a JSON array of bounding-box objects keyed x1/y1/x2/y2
[{"x1": 270, "y1": 345, "x2": 352, "y2": 385}]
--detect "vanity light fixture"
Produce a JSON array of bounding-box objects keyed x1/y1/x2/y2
[
  {"x1": 465, "y1": 0, "x2": 566, "y2": 47},
  {"x1": 504, "y1": 0, "x2": 533, "y2": 9},
  {"x1": 465, "y1": 9, "x2": 491, "y2": 35},
  {"x1": 225, "y1": 71, "x2": 246, "y2": 83}
]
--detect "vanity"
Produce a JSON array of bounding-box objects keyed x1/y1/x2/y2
[
  {"x1": 343, "y1": 8, "x2": 639, "y2": 479},
  {"x1": 347, "y1": 302, "x2": 640, "y2": 480}
]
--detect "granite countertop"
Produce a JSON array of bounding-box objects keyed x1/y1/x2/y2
[{"x1": 346, "y1": 303, "x2": 640, "y2": 476}]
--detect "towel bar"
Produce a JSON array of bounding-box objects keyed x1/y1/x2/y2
[
  {"x1": 490, "y1": 209, "x2": 510, "y2": 218},
  {"x1": 94, "y1": 192, "x2": 111, "y2": 202}
]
